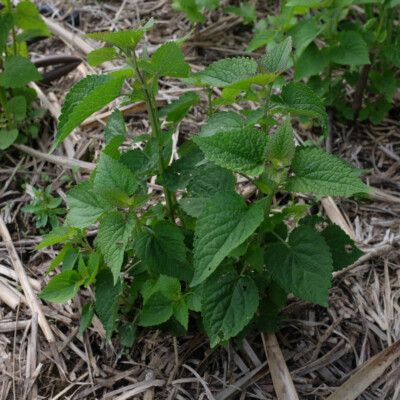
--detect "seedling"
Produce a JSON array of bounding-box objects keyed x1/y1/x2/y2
[{"x1": 37, "y1": 21, "x2": 369, "y2": 347}]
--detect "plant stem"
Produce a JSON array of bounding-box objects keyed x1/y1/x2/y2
[{"x1": 0, "y1": 87, "x2": 13, "y2": 129}]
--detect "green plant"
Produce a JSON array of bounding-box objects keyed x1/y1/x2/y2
[
  {"x1": 171, "y1": 0, "x2": 220, "y2": 23},
  {"x1": 0, "y1": 0, "x2": 50, "y2": 150},
  {"x1": 36, "y1": 21, "x2": 369, "y2": 347},
  {"x1": 246, "y1": 0, "x2": 400, "y2": 125},
  {"x1": 22, "y1": 185, "x2": 67, "y2": 231}
]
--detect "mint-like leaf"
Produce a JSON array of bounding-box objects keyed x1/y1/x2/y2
[
  {"x1": 266, "y1": 118, "x2": 295, "y2": 164},
  {"x1": 259, "y1": 37, "x2": 292, "y2": 73},
  {"x1": 139, "y1": 292, "x2": 173, "y2": 327},
  {"x1": 0, "y1": 128, "x2": 19, "y2": 150},
  {"x1": 13, "y1": 1, "x2": 51, "y2": 36},
  {"x1": 265, "y1": 225, "x2": 333, "y2": 306},
  {"x1": 104, "y1": 109, "x2": 126, "y2": 144},
  {"x1": 97, "y1": 211, "x2": 134, "y2": 282},
  {"x1": 35, "y1": 226, "x2": 76, "y2": 250},
  {"x1": 158, "y1": 91, "x2": 200, "y2": 123},
  {"x1": 321, "y1": 224, "x2": 364, "y2": 271},
  {"x1": 87, "y1": 47, "x2": 118, "y2": 67},
  {"x1": 79, "y1": 302, "x2": 95, "y2": 336},
  {"x1": 53, "y1": 75, "x2": 124, "y2": 151},
  {"x1": 201, "y1": 266, "x2": 259, "y2": 347},
  {"x1": 193, "y1": 127, "x2": 268, "y2": 175},
  {"x1": 330, "y1": 31, "x2": 370, "y2": 66},
  {"x1": 39, "y1": 271, "x2": 83, "y2": 303},
  {"x1": 134, "y1": 221, "x2": 192, "y2": 281},
  {"x1": 191, "y1": 191, "x2": 264, "y2": 286},
  {"x1": 0, "y1": 56, "x2": 42, "y2": 88},
  {"x1": 94, "y1": 269, "x2": 123, "y2": 343},
  {"x1": 66, "y1": 181, "x2": 112, "y2": 229},
  {"x1": 85, "y1": 30, "x2": 146, "y2": 51},
  {"x1": 94, "y1": 153, "x2": 138, "y2": 195},
  {"x1": 286, "y1": 147, "x2": 370, "y2": 197},
  {"x1": 288, "y1": 18, "x2": 320, "y2": 56},
  {"x1": 199, "y1": 111, "x2": 244, "y2": 137}
]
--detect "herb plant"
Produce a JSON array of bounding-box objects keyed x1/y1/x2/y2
[
  {"x1": 37, "y1": 21, "x2": 369, "y2": 347},
  {"x1": 0, "y1": 0, "x2": 50, "y2": 150},
  {"x1": 246, "y1": 0, "x2": 400, "y2": 124},
  {"x1": 22, "y1": 185, "x2": 67, "y2": 231}
]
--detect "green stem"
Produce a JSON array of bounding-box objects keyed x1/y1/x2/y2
[{"x1": 0, "y1": 87, "x2": 13, "y2": 129}]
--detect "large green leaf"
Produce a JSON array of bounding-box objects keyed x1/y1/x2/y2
[
  {"x1": 191, "y1": 191, "x2": 264, "y2": 286},
  {"x1": 285, "y1": 147, "x2": 370, "y2": 197},
  {"x1": 104, "y1": 108, "x2": 126, "y2": 144},
  {"x1": 94, "y1": 153, "x2": 138, "y2": 195},
  {"x1": 0, "y1": 56, "x2": 42, "y2": 88},
  {"x1": 0, "y1": 129, "x2": 19, "y2": 150},
  {"x1": 87, "y1": 47, "x2": 118, "y2": 67},
  {"x1": 66, "y1": 181, "x2": 113, "y2": 229},
  {"x1": 0, "y1": 14, "x2": 13, "y2": 50},
  {"x1": 52, "y1": 75, "x2": 125, "y2": 151},
  {"x1": 196, "y1": 57, "x2": 258, "y2": 87},
  {"x1": 134, "y1": 221, "x2": 192, "y2": 281},
  {"x1": 330, "y1": 31, "x2": 370, "y2": 66},
  {"x1": 281, "y1": 82, "x2": 328, "y2": 135},
  {"x1": 321, "y1": 224, "x2": 364, "y2": 271},
  {"x1": 13, "y1": 1, "x2": 51, "y2": 36},
  {"x1": 39, "y1": 271, "x2": 83, "y2": 303},
  {"x1": 294, "y1": 42, "x2": 329, "y2": 80},
  {"x1": 265, "y1": 225, "x2": 333, "y2": 306},
  {"x1": 158, "y1": 91, "x2": 200, "y2": 123},
  {"x1": 139, "y1": 292, "x2": 173, "y2": 326},
  {"x1": 192, "y1": 128, "x2": 268, "y2": 175},
  {"x1": 97, "y1": 211, "x2": 134, "y2": 282},
  {"x1": 288, "y1": 19, "x2": 320, "y2": 55},
  {"x1": 201, "y1": 266, "x2": 259, "y2": 347},
  {"x1": 199, "y1": 111, "x2": 244, "y2": 137},
  {"x1": 94, "y1": 269, "x2": 123, "y2": 343},
  {"x1": 35, "y1": 226, "x2": 76, "y2": 250},
  {"x1": 259, "y1": 37, "x2": 292, "y2": 73}
]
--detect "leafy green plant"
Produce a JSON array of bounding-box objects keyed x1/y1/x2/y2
[
  {"x1": 0, "y1": 0, "x2": 50, "y2": 150},
  {"x1": 22, "y1": 185, "x2": 67, "y2": 231},
  {"x1": 171, "y1": 0, "x2": 220, "y2": 23},
  {"x1": 36, "y1": 22, "x2": 369, "y2": 347},
  {"x1": 246, "y1": 0, "x2": 400, "y2": 125}
]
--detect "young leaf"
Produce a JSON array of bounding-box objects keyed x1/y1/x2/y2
[
  {"x1": 13, "y1": 1, "x2": 51, "y2": 36},
  {"x1": 321, "y1": 224, "x2": 364, "y2": 271},
  {"x1": 285, "y1": 147, "x2": 370, "y2": 197},
  {"x1": 35, "y1": 226, "x2": 76, "y2": 250},
  {"x1": 139, "y1": 292, "x2": 173, "y2": 327},
  {"x1": 87, "y1": 47, "x2": 118, "y2": 67},
  {"x1": 265, "y1": 225, "x2": 333, "y2": 306},
  {"x1": 266, "y1": 118, "x2": 295, "y2": 164},
  {"x1": 330, "y1": 31, "x2": 370, "y2": 66},
  {"x1": 199, "y1": 111, "x2": 244, "y2": 137},
  {"x1": 97, "y1": 211, "x2": 135, "y2": 282},
  {"x1": 281, "y1": 82, "x2": 328, "y2": 135},
  {"x1": 66, "y1": 181, "x2": 113, "y2": 229},
  {"x1": 158, "y1": 91, "x2": 200, "y2": 123},
  {"x1": 246, "y1": 30, "x2": 275, "y2": 53},
  {"x1": 94, "y1": 269, "x2": 123, "y2": 343},
  {"x1": 6, "y1": 96, "x2": 27, "y2": 121},
  {"x1": 52, "y1": 75, "x2": 125, "y2": 151},
  {"x1": 191, "y1": 191, "x2": 264, "y2": 286},
  {"x1": 0, "y1": 129, "x2": 19, "y2": 150},
  {"x1": 84, "y1": 29, "x2": 147, "y2": 52},
  {"x1": 79, "y1": 302, "x2": 95, "y2": 336},
  {"x1": 0, "y1": 56, "x2": 42, "y2": 88},
  {"x1": 39, "y1": 271, "x2": 83, "y2": 303},
  {"x1": 0, "y1": 14, "x2": 13, "y2": 51},
  {"x1": 192, "y1": 128, "x2": 268, "y2": 175},
  {"x1": 288, "y1": 19, "x2": 320, "y2": 56},
  {"x1": 201, "y1": 266, "x2": 259, "y2": 347},
  {"x1": 147, "y1": 42, "x2": 191, "y2": 77},
  {"x1": 134, "y1": 221, "x2": 192, "y2": 281},
  {"x1": 196, "y1": 57, "x2": 258, "y2": 87},
  {"x1": 259, "y1": 37, "x2": 292, "y2": 73},
  {"x1": 173, "y1": 300, "x2": 189, "y2": 330},
  {"x1": 159, "y1": 275, "x2": 181, "y2": 299},
  {"x1": 94, "y1": 153, "x2": 138, "y2": 195}
]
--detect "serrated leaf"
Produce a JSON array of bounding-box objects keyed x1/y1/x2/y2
[
  {"x1": 260, "y1": 37, "x2": 292, "y2": 73},
  {"x1": 294, "y1": 42, "x2": 329, "y2": 80},
  {"x1": 199, "y1": 111, "x2": 244, "y2": 137},
  {"x1": 330, "y1": 31, "x2": 370, "y2": 66},
  {"x1": 286, "y1": 147, "x2": 370, "y2": 197},
  {"x1": 97, "y1": 211, "x2": 134, "y2": 282},
  {"x1": 193, "y1": 128, "x2": 268, "y2": 175},
  {"x1": 0, "y1": 56, "x2": 42, "y2": 88},
  {"x1": 196, "y1": 57, "x2": 258, "y2": 87},
  {"x1": 79, "y1": 302, "x2": 95, "y2": 336},
  {"x1": 265, "y1": 225, "x2": 333, "y2": 306},
  {"x1": 159, "y1": 275, "x2": 181, "y2": 299},
  {"x1": 246, "y1": 30, "x2": 275, "y2": 53},
  {"x1": 35, "y1": 226, "x2": 76, "y2": 250},
  {"x1": 87, "y1": 47, "x2": 118, "y2": 67},
  {"x1": 94, "y1": 153, "x2": 138, "y2": 195},
  {"x1": 94, "y1": 269, "x2": 123, "y2": 343},
  {"x1": 321, "y1": 224, "x2": 364, "y2": 271},
  {"x1": 201, "y1": 266, "x2": 259, "y2": 347},
  {"x1": 52, "y1": 75, "x2": 124, "y2": 151},
  {"x1": 6, "y1": 96, "x2": 27, "y2": 121},
  {"x1": 134, "y1": 221, "x2": 192, "y2": 281},
  {"x1": 0, "y1": 128, "x2": 19, "y2": 150},
  {"x1": 39, "y1": 271, "x2": 83, "y2": 303},
  {"x1": 66, "y1": 181, "x2": 113, "y2": 228},
  {"x1": 158, "y1": 91, "x2": 200, "y2": 123},
  {"x1": 281, "y1": 82, "x2": 328, "y2": 135},
  {"x1": 266, "y1": 118, "x2": 295, "y2": 163},
  {"x1": 0, "y1": 14, "x2": 13, "y2": 51},
  {"x1": 85, "y1": 29, "x2": 146, "y2": 51},
  {"x1": 288, "y1": 19, "x2": 320, "y2": 56},
  {"x1": 173, "y1": 300, "x2": 189, "y2": 330},
  {"x1": 191, "y1": 191, "x2": 264, "y2": 286},
  {"x1": 139, "y1": 292, "x2": 173, "y2": 327},
  {"x1": 148, "y1": 42, "x2": 191, "y2": 77},
  {"x1": 13, "y1": 1, "x2": 51, "y2": 36}
]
